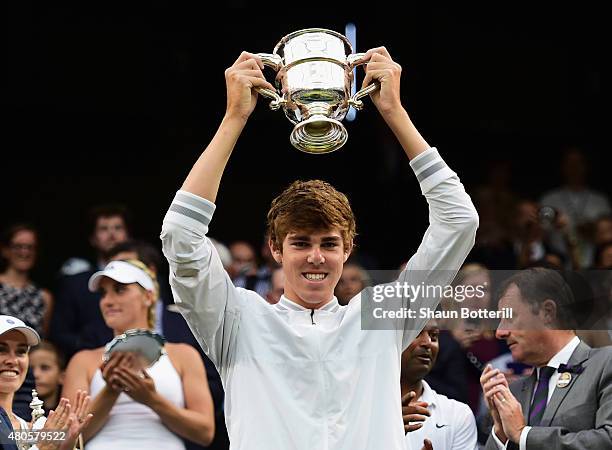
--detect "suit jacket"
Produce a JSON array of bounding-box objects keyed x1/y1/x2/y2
[
  {"x1": 485, "y1": 341, "x2": 612, "y2": 449},
  {"x1": 49, "y1": 270, "x2": 113, "y2": 360}
]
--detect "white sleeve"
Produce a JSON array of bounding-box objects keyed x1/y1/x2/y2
[
  {"x1": 451, "y1": 403, "x2": 479, "y2": 450},
  {"x1": 398, "y1": 147, "x2": 479, "y2": 350},
  {"x1": 160, "y1": 190, "x2": 247, "y2": 375},
  {"x1": 491, "y1": 426, "x2": 509, "y2": 449},
  {"x1": 519, "y1": 426, "x2": 531, "y2": 450}
]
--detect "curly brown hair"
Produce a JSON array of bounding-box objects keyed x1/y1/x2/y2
[{"x1": 266, "y1": 180, "x2": 356, "y2": 253}]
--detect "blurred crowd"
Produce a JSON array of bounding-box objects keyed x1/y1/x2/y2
[{"x1": 1, "y1": 146, "x2": 611, "y2": 449}]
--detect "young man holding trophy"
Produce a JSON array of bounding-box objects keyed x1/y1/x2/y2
[{"x1": 161, "y1": 34, "x2": 479, "y2": 450}]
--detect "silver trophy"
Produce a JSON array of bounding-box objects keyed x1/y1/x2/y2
[{"x1": 256, "y1": 28, "x2": 379, "y2": 154}]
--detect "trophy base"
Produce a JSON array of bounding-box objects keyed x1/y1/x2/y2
[{"x1": 290, "y1": 115, "x2": 348, "y2": 154}]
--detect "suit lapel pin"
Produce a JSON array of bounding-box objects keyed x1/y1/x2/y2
[{"x1": 557, "y1": 371, "x2": 572, "y2": 388}]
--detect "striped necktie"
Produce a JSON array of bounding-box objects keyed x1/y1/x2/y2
[{"x1": 528, "y1": 366, "x2": 556, "y2": 426}]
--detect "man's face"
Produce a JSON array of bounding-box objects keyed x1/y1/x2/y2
[
  {"x1": 401, "y1": 321, "x2": 440, "y2": 382},
  {"x1": 91, "y1": 216, "x2": 128, "y2": 255},
  {"x1": 266, "y1": 268, "x2": 285, "y2": 304},
  {"x1": 595, "y1": 219, "x2": 612, "y2": 245},
  {"x1": 600, "y1": 245, "x2": 612, "y2": 269},
  {"x1": 229, "y1": 242, "x2": 256, "y2": 278},
  {"x1": 273, "y1": 228, "x2": 350, "y2": 308},
  {"x1": 335, "y1": 265, "x2": 365, "y2": 305},
  {"x1": 495, "y1": 283, "x2": 551, "y2": 366}
]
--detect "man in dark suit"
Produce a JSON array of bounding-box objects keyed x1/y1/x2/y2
[
  {"x1": 50, "y1": 204, "x2": 130, "y2": 359},
  {"x1": 481, "y1": 267, "x2": 612, "y2": 449}
]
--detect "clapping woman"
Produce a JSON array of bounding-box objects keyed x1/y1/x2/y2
[{"x1": 61, "y1": 259, "x2": 215, "y2": 450}]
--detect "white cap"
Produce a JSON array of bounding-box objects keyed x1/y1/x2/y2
[
  {"x1": 0, "y1": 315, "x2": 41, "y2": 346},
  {"x1": 88, "y1": 260, "x2": 155, "y2": 293}
]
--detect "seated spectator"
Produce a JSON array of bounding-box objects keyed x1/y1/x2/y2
[
  {"x1": 228, "y1": 241, "x2": 257, "y2": 282},
  {"x1": 59, "y1": 204, "x2": 131, "y2": 276},
  {"x1": 540, "y1": 147, "x2": 611, "y2": 267},
  {"x1": 0, "y1": 224, "x2": 53, "y2": 337},
  {"x1": 401, "y1": 319, "x2": 478, "y2": 450},
  {"x1": 0, "y1": 315, "x2": 90, "y2": 450},
  {"x1": 594, "y1": 215, "x2": 612, "y2": 245},
  {"x1": 62, "y1": 260, "x2": 215, "y2": 449},
  {"x1": 30, "y1": 341, "x2": 66, "y2": 413},
  {"x1": 594, "y1": 240, "x2": 612, "y2": 269},
  {"x1": 335, "y1": 261, "x2": 371, "y2": 306},
  {"x1": 107, "y1": 239, "x2": 228, "y2": 449},
  {"x1": 265, "y1": 267, "x2": 284, "y2": 305},
  {"x1": 231, "y1": 239, "x2": 276, "y2": 297},
  {"x1": 50, "y1": 204, "x2": 131, "y2": 359},
  {"x1": 440, "y1": 264, "x2": 508, "y2": 415},
  {"x1": 472, "y1": 159, "x2": 519, "y2": 260}
]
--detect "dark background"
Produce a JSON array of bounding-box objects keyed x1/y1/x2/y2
[{"x1": 3, "y1": 4, "x2": 608, "y2": 286}]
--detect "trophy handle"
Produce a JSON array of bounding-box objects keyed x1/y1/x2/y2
[
  {"x1": 255, "y1": 53, "x2": 286, "y2": 111},
  {"x1": 346, "y1": 52, "x2": 381, "y2": 110}
]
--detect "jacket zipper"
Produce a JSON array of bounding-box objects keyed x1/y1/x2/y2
[{"x1": 310, "y1": 309, "x2": 316, "y2": 325}]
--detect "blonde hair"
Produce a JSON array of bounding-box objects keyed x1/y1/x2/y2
[{"x1": 123, "y1": 259, "x2": 159, "y2": 329}]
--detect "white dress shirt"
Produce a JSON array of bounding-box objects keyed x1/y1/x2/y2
[
  {"x1": 491, "y1": 336, "x2": 581, "y2": 449},
  {"x1": 405, "y1": 380, "x2": 478, "y2": 450},
  {"x1": 161, "y1": 147, "x2": 478, "y2": 450}
]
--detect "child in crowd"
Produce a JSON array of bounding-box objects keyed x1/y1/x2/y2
[{"x1": 30, "y1": 341, "x2": 66, "y2": 413}]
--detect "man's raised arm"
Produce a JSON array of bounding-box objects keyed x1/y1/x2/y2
[
  {"x1": 360, "y1": 47, "x2": 479, "y2": 350},
  {"x1": 160, "y1": 53, "x2": 274, "y2": 372}
]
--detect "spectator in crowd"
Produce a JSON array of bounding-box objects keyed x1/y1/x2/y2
[
  {"x1": 59, "y1": 204, "x2": 131, "y2": 276},
  {"x1": 401, "y1": 319, "x2": 478, "y2": 450},
  {"x1": 0, "y1": 225, "x2": 53, "y2": 420},
  {"x1": 593, "y1": 241, "x2": 612, "y2": 270},
  {"x1": 107, "y1": 240, "x2": 166, "y2": 334},
  {"x1": 438, "y1": 264, "x2": 508, "y2": 414},
  {"x1": 228, "y1": 241, "x2": 257, "y2": 282},
  {"x1": 481, "y1": 267, "x2": 612, "y2": 449},
  {"x1": 593, "y1": 216, "x2": 612, "y2": 248},
  {"x1": 50, "y1": 205, "x2": 131, "y2": 359},
  {"x1": 472, "y1": 160, "x2": 519, "y2": 258},
  {"x1": 334, "y1": 261, "x2": 371, "y2": 306},
  {"x1": 265, "y1": 267, "x2": 284, "y2": 305},
  {"x1": 540, "y1": 147, "x2": 611, "y2": 268},
  {"x1": 0, "y1": 315, "x2": 91, "y2": 450},
  {"x1": 62, "y1": 259, "x2": 215, "y2": 449},
  {"x1": 30, "y1": 341, "x2": 66, "y2": 413},
  {"x1": 231, "y1": 236, "x2": 278, "y2": 298},
  {"x1": 0, "y1": 224, "x2": 53, "y2": 337},
  {"x1": 511, "y1": 200, "x2": 575, "y2": 269},
  {"x1": 106, "y1": 239, "x2": 229, "y2": 450}
]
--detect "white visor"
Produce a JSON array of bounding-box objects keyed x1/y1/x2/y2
[{"x1": 88, "y1": 260, "x2": 155, "y2": 293}]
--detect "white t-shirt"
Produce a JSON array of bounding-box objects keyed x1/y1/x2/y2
[
  {"x1": 405, "y1": 381, "x2": 478, "y2": 450},
  {"x1": 161, "y1": 147, "x2": 478, "y2": 450}
]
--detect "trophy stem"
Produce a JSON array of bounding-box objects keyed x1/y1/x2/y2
[{"x1": 290, "y1": 108, "x2": 348, "y2": 154}]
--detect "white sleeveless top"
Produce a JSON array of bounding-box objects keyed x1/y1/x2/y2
[{"x1": 86, "y1": 352, "x2": 186, "y2": 450}]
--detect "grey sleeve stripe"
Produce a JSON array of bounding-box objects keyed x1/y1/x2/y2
[
  {"x1": 169, "y1": 204, "x2": 210, "y2": 226},
  {"x1": 411, "y1": 149, "x2": 439, "y2": 172},
  {"x1": 416, "y1": 161, "x2": 447, "y2": 183},
  {"x1": 175, "y1": 192, "x2": 215, "y2": 217}
]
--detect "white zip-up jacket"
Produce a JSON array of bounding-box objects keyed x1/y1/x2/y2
[{"x1": 160, "y1": 147, "x2": 478, "y2": 450}]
